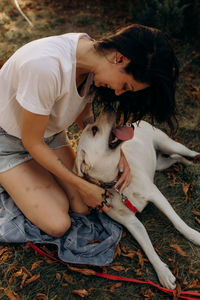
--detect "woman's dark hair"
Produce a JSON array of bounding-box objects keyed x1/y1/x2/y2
[{"x1": 93, "y1": 24, "x2": 179, "y2": 133}]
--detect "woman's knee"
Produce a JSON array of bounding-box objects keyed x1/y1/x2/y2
[
  {"x1": 46, "y1": 214, "x2": 71, "y2": 238},
  {"x1": 70, "y1": 200, "x2": 90, "y2": 216}
]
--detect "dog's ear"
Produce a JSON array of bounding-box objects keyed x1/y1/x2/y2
[{"x1": 74, "y1": 149, "x2": 92, "y2": 177}]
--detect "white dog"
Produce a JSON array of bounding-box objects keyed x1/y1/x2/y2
[{"x1": 74, "y1": 110, "x2": 200, "y2": 289}]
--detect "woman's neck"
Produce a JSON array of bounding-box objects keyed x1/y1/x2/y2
[{"x1": 76, "y1": 38, "x2": 97, "y2": 79}]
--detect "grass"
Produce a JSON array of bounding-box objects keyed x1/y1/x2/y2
[{"x1": 0, "y1": 1, "x2": 200, "y2": 299}]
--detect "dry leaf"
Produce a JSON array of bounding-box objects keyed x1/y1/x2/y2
[
  {"x1": 136, "y1": 249, "x2": 144, "y2": 269},
  {"x1": 56, "y1": 273, "x2": 61, "y2": 281},
  {"x1": 23, "y1": 273, "x2": 40, "y2": 287},
  {"x1": 141, "y1": 287, "x2": 154, "y2": 299},
  {"x1": 63, "y1": 272, "x2": 76, "y2": 284},
  {"x1": 0, "y1": 247, "x2": 9, "y2": 256},
  {"x1": 4, "y1": 288, "x2": 19, "y2": 300},
  {"x1": 72, "y1": 289, "x2": 90, "y2": 298},
  {"x1": 20, "y1": 273, "x2": 28, "y2": 289},
  {"x1": 195, "y1": 217, "x2": 200, "y2": 225},
  {"x1": 110, "y1": 282, "x2": 122, "y2": 292},
  {"x1": 113, "y1": 244, "x2": 121, "y2": 260},
  {"x1": 33, "y1": 293, "x2": 48, "y2": 300},
  {"x1": 50, "y1": 296, "x2": 58, "y2": 300},
  {"x1": 67, "y1": 265, "x2": 96, "y2": 276},
  {"x1": 22, "y1": 266, "x2": 32, "y2": 277},
  {"x1": 31, "y1": 260, "x2": 43, "y2": 271},
  {"x1": 192, "y1": 210, "x2": 200, "y2": 216},
  {"x1": 110, "y1": 265, "x2": 125, "y2": 272},
  {"x1": 170, "y1": 244, "x2": 188, "y2": 257},
  {"x1": 101, "y1": 266, "x2": 108, "y2": 274},
  {"x1": 61, "y1": 283, "x2": 68, "y2": 287},
  {"x1": 171, "y1": 172, "x2": 176, "y2": 185},
  {"x1": 120, "y1": 242, "x2": 127, "y2": 253},
  {"x1": 182, "y1": 184, "x2": 191, "y2": 201},
  {"x1": 44, "y1": 258, "x2": 55, "y2": 264},
  {"x1": 121, "y1": 250, "x2": 135, "y2": 259},
  {"x1": 186, "y1": 279, "x2": 200, "y2": 289},
  {"x1": 0, "y1": 250, "x2": 13, "y2": 262},
  {"x1": 13, "y1": 268, "x2": 23, "y2": 278}
]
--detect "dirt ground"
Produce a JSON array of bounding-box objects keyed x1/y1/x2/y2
[{"x1": 0, "y1": 1, "x2": 200, "y2": 299}]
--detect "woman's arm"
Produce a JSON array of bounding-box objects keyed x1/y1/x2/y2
[{"x1": 21, "y1": 108, "x2": 110, "y2": 212}]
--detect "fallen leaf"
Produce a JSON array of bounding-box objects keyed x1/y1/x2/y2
[
  {"x1": 63, "y1": 272, "x2": 76, "y2": 284},
  {"x1": 192, "y1": 210, "x2": 200, "y2": 216},
  {"x1": 186, "y1": 279, "x2": 200, "y2": 289},
  {"x1": 182, "y1": 184, "x2": 191, "y2": 201},
  {"x1": 56, "y1": 273, "x2": 61, "y2": 281},
  {"x1": 170, "y1": 244, "x2": 188, "y2": 257},
  {"x1": 4, "y1": 288, "x2": 19, "y2": 300},
  {"x1": 110, "y1": 282, "x2": 122, "y2": 292},
  {"x1": 110, "y1": 265, "x2": 125, "y2": 272},
  {"x1": 0, "y1": 247, "x2": 9, "y2": 256},
  {"x1": 141, "y1": 287, "x2": 154, "y2": 299},
  {"x1": 120, "y1": 242, "x2": 127, "y2": 253},
  {"x1": 101, "y1": 266, "x2": 108, "y2": 274},
  {"x1": 121, "y1": 250, "x2": 135, "y2": 259},
  {"x1": 31, "y1": 260, "x2": 43, "y2": 270},
  {"x1": 50, "y1": 296, "x2": 57, "y2": 300},
  {"x1": 195, "y1": 217, "x2": 200, "y2": 225},
  {"x1": 33, "y1": 293, "x2": 48, "y2": 300},
  {"x1": 67, "y1": 265, "x2": 96, "y2": 276},
  {"x1": 0, "y1": 250, "x2": 13, "y2": 262},
  {"x1": 13, "y1": 268, "x2": 23, "y2": 278},
  {"x1": 22, "y1": 266, "x2": 32, "y2": 277},
  {"x1": 44, "y1": 258, "x2": 55, "y2": 264},
  {"x1": 136, "y1": 249, "x2": 144, "y2": 270},
  {"x1": 20, "y1": 273, "x2": 28, "y2": 289},
  {"x1": 113, "y1": 244, "x2": 121, "y2": 259},
  {"x1": 72, "y1": 289, "x2": 90, "y2": 298},
  {"x1": 61, "y1": 283, "x2": 68, "y2": 287},
  {"x1": 23, "y1": 274, "x2": 40, "y2": 287}
]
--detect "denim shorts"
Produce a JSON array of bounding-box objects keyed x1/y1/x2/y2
[{"x1": 0, "y1": 127, "x2": 69, "y2": 173}]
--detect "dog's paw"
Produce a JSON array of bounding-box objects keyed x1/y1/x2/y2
[{"x1": 157, "y1": 264, "x2": 176, "y2": 290}]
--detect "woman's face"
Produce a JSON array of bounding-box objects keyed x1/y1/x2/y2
[{"x1": 93, "y1": 54, "x2": 149, "y2": 96}]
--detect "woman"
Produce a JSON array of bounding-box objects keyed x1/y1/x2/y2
[{"x1": 0, "y1": 24, "x2": 178, "y2": 237}]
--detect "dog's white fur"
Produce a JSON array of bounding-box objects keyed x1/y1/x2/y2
[{"x1": 75, "y1": 111, "x2": 200, "y2": 289}]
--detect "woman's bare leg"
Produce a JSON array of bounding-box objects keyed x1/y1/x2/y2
[{"x1": 0, "y1": 145, "x2": 88, "y2": 237}]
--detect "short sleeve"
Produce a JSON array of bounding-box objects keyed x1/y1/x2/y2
[{"x1": 16, "y1": 57, "x2": 60, "y2": 115}]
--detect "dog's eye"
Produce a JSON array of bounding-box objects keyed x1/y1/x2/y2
[{"x1": 92, "y1": 126, "x2": 98, "y2": 136}]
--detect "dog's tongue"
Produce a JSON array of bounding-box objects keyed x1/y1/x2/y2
[{"x1": 112, "y1": 125, "x2": 134, "y2": 141}]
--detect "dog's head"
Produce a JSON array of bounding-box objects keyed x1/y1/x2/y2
[{"x1": 74, "y1": 110, "x2": 134, "y2": 182}]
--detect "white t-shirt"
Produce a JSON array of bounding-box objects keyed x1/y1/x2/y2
[{"x1": 0, "y1": 33, "x2": 93, "y2": 138}]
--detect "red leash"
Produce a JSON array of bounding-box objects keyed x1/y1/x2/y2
[{"x1": 27, "y1": 242, "x2": 200, "y2": 299}]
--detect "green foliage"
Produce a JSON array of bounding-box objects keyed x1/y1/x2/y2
[{"x1": 130, "y1": 0, "x2": 188, "y2": 36}]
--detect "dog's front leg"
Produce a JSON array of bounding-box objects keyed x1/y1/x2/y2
[
  {"x1": 107, "y1": 210, "x2": 176, "y2": 289},
  {"x1": 150, "y1": 184, "x2": 200, "y2": 245}
]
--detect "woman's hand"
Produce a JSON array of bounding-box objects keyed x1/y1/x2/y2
[
  {"x1": 115, "y1": 149, "x2": 132, "y2": 194},
  {"x1": 79, "y1": 181, "x2": 112, "y2": 213}
]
